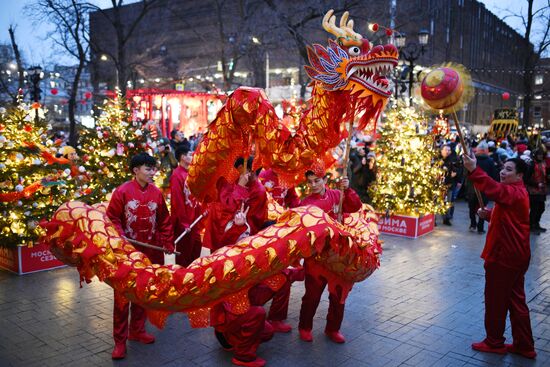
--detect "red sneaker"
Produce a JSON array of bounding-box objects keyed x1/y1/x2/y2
[
  {"x1": 231, "y1": 357, "x2": 266, "y2": 367},
  {"x1": 471, "y1": 341, "x2": 507, "y2": 355},
  {"x1": 299, "y1": 328, "x2": 313, "y2": 342},
  {"x1": 128, "y1": 332, "x2": 155, "y2": 344},
  {"x1": 505, "y1": 344, "x2": 537, "y2": 359},
  {"x1": 111, "y1": 343, "x2": 126, "y2": 359},
  {"x1": 270, "y1": 320, "x2": 292, "y2": 333},
  {"x1": 325, "y1": 330, "x2": 346, "y2": 343}
]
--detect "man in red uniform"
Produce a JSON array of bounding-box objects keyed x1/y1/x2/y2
[
  {"x1": 170, "y1": 146, "x2": 203, "y2": 266},
  {"x1": 107, "y1": 153, "x2": 174, "y2": 360},
  {"x1": 298, "y1": 169, "x2": 362, "y2": 344},
  {"x1": 463, "y1": 154, "x2": 536, "y2": 359}
]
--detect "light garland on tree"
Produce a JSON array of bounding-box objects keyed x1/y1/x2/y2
[
  {"x1": 369, "y1": 105, "x2": 449, "y2": 216},
  {"x1": 0, "y1": 98, "x2": 76, "y2": 246}
]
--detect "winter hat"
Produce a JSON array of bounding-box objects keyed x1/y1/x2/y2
[
  {"x1": 516, "y1": 143, "x2": 528, "y2": 155},
  {"x1": 476, "y1": 141, "x2": 489, "y2": 153}
]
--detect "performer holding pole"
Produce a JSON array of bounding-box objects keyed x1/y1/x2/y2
[
  {"x1": 107, "y1": 152, "x2": 174, "y2": 360},
  {"x1": 170, "y1": 146, "x2": 205, "y2": 266}
]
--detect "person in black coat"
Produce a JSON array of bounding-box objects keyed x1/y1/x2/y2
[
  {"x1": 465, "y1": 141, "x2": 498, "y2": 233},
  {"x1": 441, "y1": 144, "x2": 464, "y2": 225}
]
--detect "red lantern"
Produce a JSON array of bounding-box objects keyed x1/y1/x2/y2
[
  {"x1": 51, "y1": 88, "x2": 58, "y2": 95},
  {"x1": 502, "y1": 92, "x2": 510, "y2": 101},
  {"x1": 385, "y1": 28, "x2": 393, "y2": 36},
  {"x1": 24, "y1": 124, "x2": 33, "y2": 132},
  {"x1": 84, "y1": 91, "x2": 92, "y2": 100},
  {"x1": 18, "y1": 88, "x2": 24, "y2": 95},
  {"x1": 371, "y1": 23, "x2": 379, "y2": 32},
  {"x1": 31, "y1": 102, "x2": 41, "y2": 109},
  {"x1": 80, "y1": 99, "x2": 87, "y2": 105}
]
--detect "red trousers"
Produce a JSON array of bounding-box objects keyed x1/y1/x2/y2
[
  {"x1": 213, "y1": 279, "x2": 291, "y2": 361},
  {"x1": 113, "y1": 291, "x2": 147, "y2": 344},
  {"x1": 299, "y1": 269, "x2": 345, "y2": 332},
  {"x1": 176, "y1": 230, "x2": 202, "y2": 267},
  {"x1": 483, "y1": 261, "x2": 535, "y2": 352},
  {"x1": 217, "y1": 306, "x2": 273, "y2": 362}
]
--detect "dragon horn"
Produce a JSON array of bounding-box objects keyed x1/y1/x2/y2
[
  {"x1": 323, "y1": 9, "x2": 345, "y2": 38},
  {"x1": 322, "y1": 10, "x2": 362, "y2": 46}
]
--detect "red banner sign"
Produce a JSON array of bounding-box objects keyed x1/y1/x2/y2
[
  {"x1": 0, "y1": 242, "x2": 65, "y2": 274},
  {"x1": 378, "y1": 213, "x2": 434, "y2": 238}
]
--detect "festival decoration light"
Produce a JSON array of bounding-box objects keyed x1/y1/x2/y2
[{"x1": 369, "y1": 106, "x2": 449, "y2": 216}]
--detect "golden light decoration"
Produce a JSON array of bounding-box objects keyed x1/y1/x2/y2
[{"x1": 369, "y1": 105, "x2": 449, "y2": 216}]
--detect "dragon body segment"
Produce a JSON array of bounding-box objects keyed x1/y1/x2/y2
[{"x1": 43, "y1": 201, "x2": 380, "y2": 327}]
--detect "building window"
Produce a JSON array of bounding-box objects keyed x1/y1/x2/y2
[{"x1": 535, "y1": 74, "x2": 543, "y2": 85}]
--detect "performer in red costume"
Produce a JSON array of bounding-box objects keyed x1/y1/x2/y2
[
  {"x1": 107, "y1": 153, "x2": 174, "y2": 360},
  {"x1": 170, "y1": 146, "x2": 203, "y2": 266},
  {"x1": 203, "y1": 157, "x2": 268, "y2": 251},
  {"x1": 298, "y1": 169, "x2": 362, "y2": 344},
  {"x1": 463, "y1": 154, "x2": 536, "y2": 359},
  {"x1": 258, "y1": 168, "x2": 300, "y2": 209},
  {"x1": 205, "y1": 157, "x2": 297, "y2": 366}
]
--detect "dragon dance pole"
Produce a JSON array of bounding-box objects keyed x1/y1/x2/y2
[
  {"x1": 174, "y1": 210, "x2": 208, "y2": 245},
  {"x1": 451, "y1": 110, "x2": 484, "y2": 208},
  {"x1": 124, "y1": 237, "x2": 181, "y2": 256},
  {"x1": 337, "y1": 118, "x2": 355, "y2": 223}
]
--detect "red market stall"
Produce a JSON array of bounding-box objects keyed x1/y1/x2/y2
[{"x1": 126, "y1": 89, "x2": 224, "y2": 137}]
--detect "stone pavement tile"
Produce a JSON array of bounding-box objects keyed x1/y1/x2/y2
[{"x1": 405, "y1": 349, "x2": 445, "y2": 366}]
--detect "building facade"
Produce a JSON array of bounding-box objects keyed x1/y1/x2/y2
[{"x1": 89, "y1": 0, "x2": 534, "y2": 132}]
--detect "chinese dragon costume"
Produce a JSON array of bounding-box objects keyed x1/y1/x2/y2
[{"x1": 41, "y1": 10, "x2": 398, "y2": 329}]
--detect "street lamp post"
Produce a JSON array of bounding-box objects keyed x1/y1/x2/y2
[
  {"x1": 395, "y1": 30, "x2": 429, "y2": 106},
  {"x1": 27, "y1": 65, "x2": 43, "y2": 124}
]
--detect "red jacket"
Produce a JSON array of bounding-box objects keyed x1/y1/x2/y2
[
  {"x1": 300, "y1": 187, "x2": 362, "y2": 219},
  {"x1": 107, "y1": 180, "x2": 174, "y2": 261},
  {"x1": 258, "y1": 169, "x2": 300, "y2": 208},
  {"x1": 203, "y1": 177, "x2": 267, "y2": 250},
  {"x1": 170, "y1": 165, "x2": 203, "y2": 236},
  {"x1": 469, "y1": 167, "x2": 530, "y2": 270}
]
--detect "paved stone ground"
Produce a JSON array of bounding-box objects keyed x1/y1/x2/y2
[{"x1": 1, "y1": 201, "x2": 549, "y2": 367}]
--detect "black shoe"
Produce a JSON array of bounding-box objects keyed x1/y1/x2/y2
[
  {"x1": 477, "y1": 230, "x2": 486, "y2": 234},
  {"x1": 443, "y1": 219, "x2": 452, "y2": 226},
  {"x1": 537, "y1": 226, "x2": 547, "y2": 233},
  {"x1": 469, "y1": 226, "x2": 476, "y2": 232}
]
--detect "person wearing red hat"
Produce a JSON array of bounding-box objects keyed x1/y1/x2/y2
[
  {"x1": 463, "y1": 154, "x2": 536, "y2": 360},
  {"x1": 298, "y1": 169, "x2": 362, "y2": 344}
]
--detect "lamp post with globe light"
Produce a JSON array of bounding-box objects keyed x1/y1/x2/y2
[
  {"x1": 394, "y1": 30, "x2": 429, "y2": 106},
  {"x1": 27, "y1": 65, "x2": 43, "y2": 124}
]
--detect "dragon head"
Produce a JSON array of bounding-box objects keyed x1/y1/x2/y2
[{"x1": 305, "y1": 10, "x2": 399, "y2": 108}]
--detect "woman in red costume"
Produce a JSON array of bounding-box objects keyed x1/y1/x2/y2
[
  {"x1": 170, "y1": 146, "x2": 203, "y2": 266},
  {"x1": 106, "y1": 153, "x2": 174, "y2": 359},
  {"x1": 463, "y1": 154, "x2": 536, "y2": 359},
  {"x1": 298, "y1": 169, "x2": 362, "y2": 344}
]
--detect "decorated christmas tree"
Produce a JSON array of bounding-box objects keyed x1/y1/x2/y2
[
  {"x1": 369, "y1": 106, "x2": 448, "y2": 216},
  {"x1": 0, "y1": 99, "x2": 75, "y2": 247},
  {"x1": 79, "y1": 91, "x2": 152, "y2": 203}
]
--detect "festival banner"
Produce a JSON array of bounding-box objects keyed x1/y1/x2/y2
[{"x1": 378, "y1": 213, "x2": 434, "y2": 238}]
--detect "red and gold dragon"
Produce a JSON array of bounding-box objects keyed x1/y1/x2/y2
[{"x1": 41, "y1": 10, "x2": 397, "y2": 329}]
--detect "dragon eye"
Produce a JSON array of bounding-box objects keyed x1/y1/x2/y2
[{"x1": 348, "y1": 46, "x2": 361, "y2": 56}]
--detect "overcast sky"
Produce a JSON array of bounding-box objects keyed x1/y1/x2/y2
[{"x1": 0, "y1": 0, "x2": 545, "y2": 67}]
